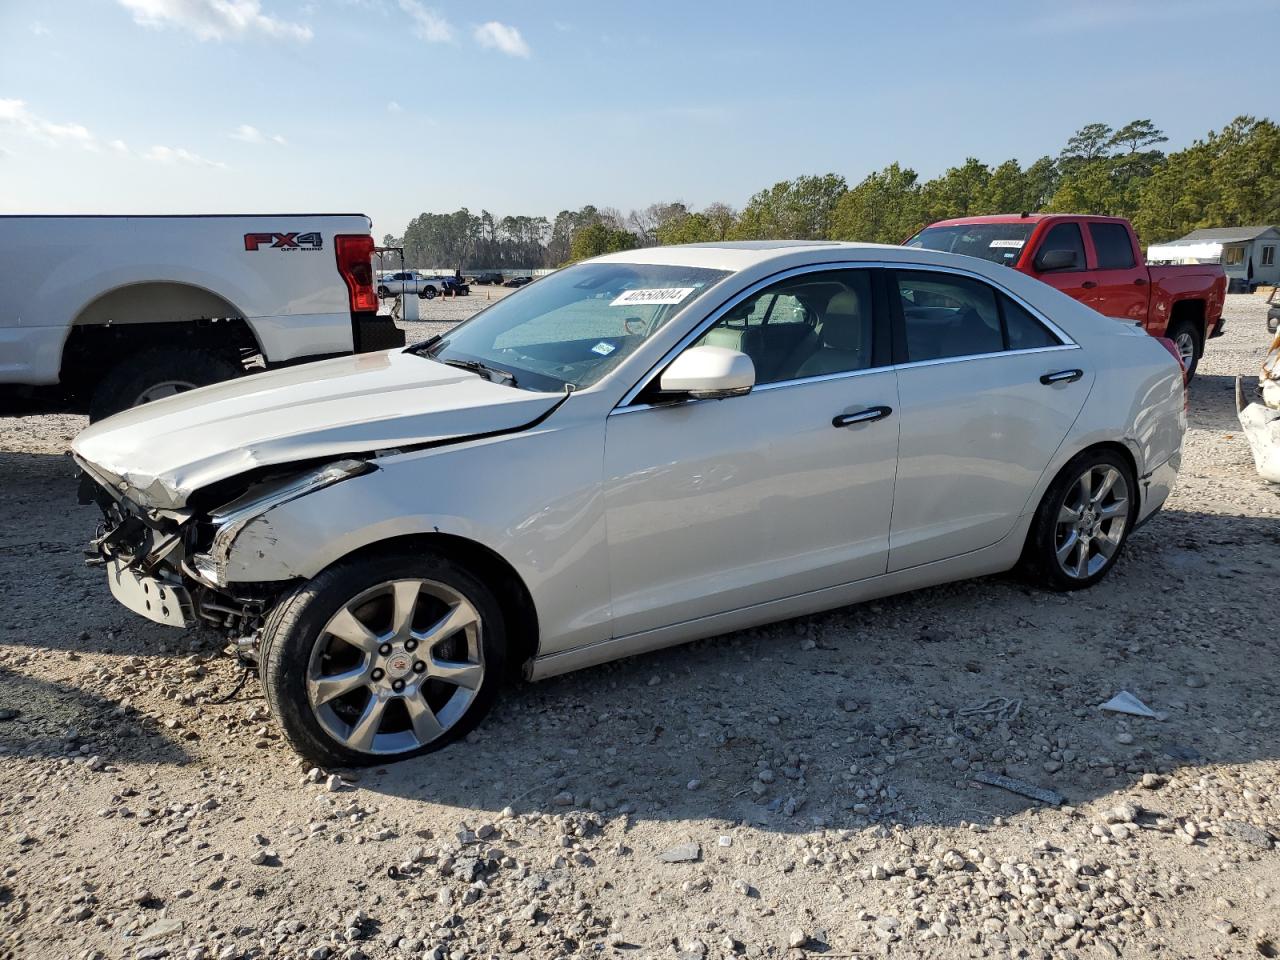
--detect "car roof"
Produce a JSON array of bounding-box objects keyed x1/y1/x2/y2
[{"x1": 591, "y1": 240, "x2": 904, "y2": 272}]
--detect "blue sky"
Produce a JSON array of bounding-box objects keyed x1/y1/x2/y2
[{"x1": 1, "y1": 0, "x2": 1276, "y2": 237}]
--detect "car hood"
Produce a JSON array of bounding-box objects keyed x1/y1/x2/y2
[{"x1": 72, "y1": 350, "x2": 563, "y2": 509}]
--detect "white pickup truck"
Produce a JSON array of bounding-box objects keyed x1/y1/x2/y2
[{"x1": 0, "y1": 214, "x2": 403, "y2": 420}]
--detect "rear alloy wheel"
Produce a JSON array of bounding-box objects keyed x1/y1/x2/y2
[
  {"x1": 259, "y1": 552, "x2": 505, "y2": 767},
  {"x1": 1023, "y1": 449, "x2": 1136, "y2": 591},
  {"x1": 88, "y1": 346, "x2": 243, "y2": 422},
  {"x1": 420, "y1": 286, "x2": 437, "y2": 300},
  {"x1": 1167, "y1": 320, "x2": 1202, "y2": 379}
]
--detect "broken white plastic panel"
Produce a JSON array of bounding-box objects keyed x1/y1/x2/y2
[
  {"x1": 1100, "y1": 691, "x2": 1158, "y2": 719},
  {"x1": 1236, "y1": 372, "x2": 1280, "y2": 484}
]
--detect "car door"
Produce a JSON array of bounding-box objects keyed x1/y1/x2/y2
[
  {"x1": 888, "y1": 267, "x2": 1092, "y2": 572},
  {"x1": 603, "y1": 267, "x2": 900, "y2": 638},
  {"x1": 1084, "y1": 220, "x2": 1149, "y2": 322},
  {"x1": 1026, "y1": 221, "x2": 1094, "y2": 305}
]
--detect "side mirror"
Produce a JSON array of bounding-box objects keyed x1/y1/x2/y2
[
  {"x1": 1036, "y1": 248, "x2": 1080, "y2": 272},
  {"x1": 658, "y1": 345, "x2": 755, "y2": 399}
]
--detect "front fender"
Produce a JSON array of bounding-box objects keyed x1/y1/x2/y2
[{"x1": 219, "y1": 419, "x2": 614, "y2": 656}]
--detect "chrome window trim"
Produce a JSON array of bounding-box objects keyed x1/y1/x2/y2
[{"x1": 611, "y1": 258, "x2": 1077, "y2": 415}]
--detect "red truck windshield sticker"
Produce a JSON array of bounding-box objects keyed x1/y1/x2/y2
[{"x1": 243, "y1": 231, "x2": 323, "y2": 252}]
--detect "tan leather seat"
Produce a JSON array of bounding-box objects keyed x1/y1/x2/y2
[{"x1": 793, "y1": 290, "x2": 868, "y2": 377}]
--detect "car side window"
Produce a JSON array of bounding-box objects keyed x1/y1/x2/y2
[
  {"x1": 692, "y1": 270, "x2": 874, "y2": 384},
  {"x1": 1001, "y1": 294, "x2": 1062, "y2": 350},
  {"x1": 1033, "y1": 223, "x2": 1086, "y2": 272},
  {"x1": 896, "y1": 272, "x2": 1003, "y2": 362},
  {"x1": 1088, "y1": 223, "x2": 1136, "y2": 270}
]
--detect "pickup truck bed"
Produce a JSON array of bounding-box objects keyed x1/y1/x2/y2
[{"x1": 0, "y1": 214, "x2": 403, "y2": 419}]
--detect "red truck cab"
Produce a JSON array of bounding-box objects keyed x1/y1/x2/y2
[{"x1": 906, "y1": 214, "x2": 1227, "y2": 375}]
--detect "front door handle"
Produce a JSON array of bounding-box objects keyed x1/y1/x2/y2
[
  {"x1": 832, "y1": 405, "x2": 893, "y2": 428},
  {"x1": 1040, "y1": 369, "x2": 1084, "y2": 385}
]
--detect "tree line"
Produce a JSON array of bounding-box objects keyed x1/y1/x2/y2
[{"x1": 386, "y1": 115, "x2": 1279, "y2": 268}]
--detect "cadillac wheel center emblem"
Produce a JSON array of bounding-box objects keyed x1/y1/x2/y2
[{"x1": 388, "y1": 655, "x2": 412, "y2": 677}]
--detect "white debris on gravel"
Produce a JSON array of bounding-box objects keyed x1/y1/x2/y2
[{"x1": 2, "y1": 295, "x2": 1280, "y2": 959}]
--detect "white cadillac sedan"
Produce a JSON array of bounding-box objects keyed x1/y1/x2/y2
[{"x1": 74, "y1": 241, "x2": 1186, "y2": 766}]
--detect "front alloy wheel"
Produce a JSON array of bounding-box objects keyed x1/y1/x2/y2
[{"x1": 260, "y1": 553, "x2": 505, "y2": 767}]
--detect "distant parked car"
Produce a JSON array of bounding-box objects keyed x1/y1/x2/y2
[
  {"x1": 470, "y1": 272, "x2": 504, "y2": 286},
  {"x1": 377, "y1": 271, "x2": 443, "y2": 300},
  {"x1": 502, "y1": 276, "x2": 533, "y2": 288},
  {"x1": 440, "y1": 276, "x2": 470, "y2": 297}
]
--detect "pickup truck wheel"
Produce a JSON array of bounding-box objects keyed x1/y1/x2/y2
[
  {"x1": 88, "y1": 347, "x2": 243, "y2": 422},
  {"x1": 1021, "y1": 448, "x2": 1136, "y2": 591},
  {"x1": 258, "y1": 551, "x2": 506, "y2": 768},
  {"x1": 419, "y1": 286, "x2": 437, "y2": 300},
  {"x1": 1167, "y1": 320, "x2": 1202, "y2": 379},
  {"x1": 376, "y1": 285, "x2": 390, "y2": 299}
]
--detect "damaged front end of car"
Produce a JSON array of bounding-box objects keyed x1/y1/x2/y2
[{"x1": 76, "y1": 456, "x2": 376, "y2": 659}]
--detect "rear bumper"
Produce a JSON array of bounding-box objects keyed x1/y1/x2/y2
[
  {"x1": 352, "y1": 312, "x2": 405, "y2": 352},
  {"x1": 1135, "y1": 451, "x2": 1180, "y2": 529}
]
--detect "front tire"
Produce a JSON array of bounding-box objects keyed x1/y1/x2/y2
[
  {"x1": 259, "y1": 551, "x2": 506, "y2": 768},
  {"x1": 1167, "y1": 319, "x2": 1202, "y2": 379},
  {"x1": 1022, "y1": 448, "x2": 1136, "y2": 591},
  {"x1": 88, "y1": 346, "x2": 243, "y2": 422}
]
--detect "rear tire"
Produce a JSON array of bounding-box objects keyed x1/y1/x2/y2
[
  {"x1": 88, "y1": 346, "x2": 243, "y2": 422},
  {"x1": 420, "y1": 286, "x2": 437, "y2": 300},
  {"x1": 1021, "y1": 448, "x2": 1136, "y2": 591},
  {"x1": 1167, "y1": 319, "x2": 1202, "y2": 379},
  {"x1": 258, "y1": 550, "x2": 506, "y2": 768}
]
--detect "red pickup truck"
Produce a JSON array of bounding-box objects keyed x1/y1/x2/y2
[{"x1": 906, "y1": 214, "x2": 1226, "y2": 376}]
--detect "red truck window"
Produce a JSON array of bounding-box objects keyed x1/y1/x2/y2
[
  {"x1": 1089, "y1": 223, "x2": 1136, "y2": 270},
  {"x1": 1034, "y1": 223, "x2": 1087, "y2": 272}
]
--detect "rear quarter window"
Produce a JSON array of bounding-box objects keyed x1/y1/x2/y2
[{"x1": 1089, "y1": 223, "x2": 1136, "y2": 270}]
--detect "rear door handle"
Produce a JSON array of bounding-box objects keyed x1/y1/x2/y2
[
  {"x1": 1133, "y1": 277, "x2": 1148, "y2": 286},
  {"x1": 1081, "y1": 281, "x2": 1098, "y2": 289},
  {"x1": 832, "y1": 405, "x2": 893, "y2": 428},
  {"x1": 1040, "y1": 369, "x2": 1084, "y2": 385}
]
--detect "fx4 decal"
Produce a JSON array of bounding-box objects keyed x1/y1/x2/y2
[{"x1": 243, "y1": 231, "x2": 323, "y2": 252}]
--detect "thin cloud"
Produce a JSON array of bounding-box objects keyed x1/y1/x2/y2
[
  {"x1": 231, "y1": 123, "x2": 286, "y2": 145},
  {"x1": 116, "y1": 0, "x2": 313, "y2": 42},
  {"x1": 109, "y1": 139, "x2": 130, "y2": 153},
  {"x1": 0, "y1": 98, "x2": 99, "y2": 151},
  {"x1": 386, "y1": 100, "x2": 403, "y2": 113},
  {"x1": 474, "y1": 21, "x2": 529, "y2": 58},
  {"x1": 143, "y1": 144, "x2": 226, "y2": 168},
  {"x1": 31, "y1": 21, "x2": 51, "y2": 36},
  {"x1": 399, "y1": 0, "x2": 453, "y2": 43}
]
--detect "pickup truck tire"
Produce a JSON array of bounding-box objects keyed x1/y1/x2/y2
[
  {"x1": 1166, "y1": 319, "x2": 1203, "y2": 379},
  {"x1": 1021, "y1": 447, "x2": 1136, "y2": 592},
  {"x1": 88, "y1": 347, "x2": 244, "y2": 422},
  {"x1": 376, "y1": 285, "x2": 390, "y2": 299},
  {"x1": 419, "y1": 286, "x2": 437, "y2": 300},
  {"x1": 258, "y1": 550, "x2": 506, "y2": 768}
]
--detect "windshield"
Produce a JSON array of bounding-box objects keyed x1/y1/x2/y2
[
  {"x1": 414, "y1": 262, "x2": 731, "y2": 391},
  {"x1": 905, "y1": 223, "x2": 1034, "y2": 266}
]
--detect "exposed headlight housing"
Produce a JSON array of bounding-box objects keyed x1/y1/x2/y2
[{"x1": 193, "y1": 459, "x2": 374, "y2": 587}]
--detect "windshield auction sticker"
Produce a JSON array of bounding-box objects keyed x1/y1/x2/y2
[
  {"x1": 989, "y1": 239, "x2": 1025, "y2": 248},
  {"x1": 611, "y1": 287, "x2": 696, "y2": 307}
]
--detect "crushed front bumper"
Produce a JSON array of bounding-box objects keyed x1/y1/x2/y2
[{"x1": 106, "y1": 557, "x2": 193, "y2": 627}]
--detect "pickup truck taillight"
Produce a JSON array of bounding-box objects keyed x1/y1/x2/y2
[{"x1": 335, "y1": 234, "x2": 378, "y2": 314}]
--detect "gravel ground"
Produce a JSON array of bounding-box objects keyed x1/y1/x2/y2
[{"x1": 2, "y1": 295, "x2": 1279, "y2": 960}]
